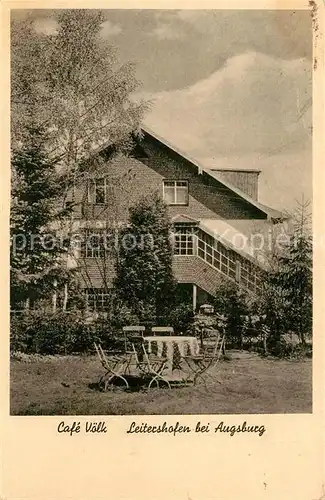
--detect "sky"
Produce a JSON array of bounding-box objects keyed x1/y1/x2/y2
[{"x1": 12, "y1": 9, "x2": 313, "y2": 212}]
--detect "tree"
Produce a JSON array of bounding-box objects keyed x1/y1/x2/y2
[
  {"x1": 114, "y1": 193, "x2": 177, "y2": 323},
  {"x1": 10, "y1": 126, "x2": 72, "y2": 309},
  {"x1": 274, "y1": 199, "x2": 312, "y2": 344},
  {"x1": 11, "y1": 10, "x2": 146, "y2": 169},
  {"x1": 252, "y1": 198, "x2": 312, "y2": 351},
  {"x1": 11, "y1": 10, "x2": 148, "y2": 310},
  {"x1": 213, "y1": 282, "x2": 249, "y2": 348}
]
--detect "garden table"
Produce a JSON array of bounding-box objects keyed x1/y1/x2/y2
[{"x1": 144, "y1": 336, "x2": 200, "y2": 376}]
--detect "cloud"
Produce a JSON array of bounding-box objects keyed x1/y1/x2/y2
[
  {"x1": 174, "y1": 10, "x2": 312, "y2": 61},
  {"x1": 100, "y1": 20, "x2": 122, "y2": 38},
  {"x1": 33, "y1": 18, "x2": 58, "y2": 35},
  {"x1": 148, "y1": 14, "x2": 185, "y2": 40},
  {"x1": 141, "y1": 51, "x2": 312, "y2": 211},
  {"x1": 143, "y1": 52, "x2": 311, "y2": 156},
  {"x1": 150, "y1": 22, "x2": 184, "y2": 40}
]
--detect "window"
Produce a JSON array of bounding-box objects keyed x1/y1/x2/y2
[
  {"x1": 239, "y1": 258, "x2": 261, "y2": 293},
  {"x1": 88, "y1": 178, "x2": 107, "y2": 204},
  {"x1": 197, "y1": 229, "x2": 262, "y2": 293},
  {"x1": 163, "y1": 180, "x2": 188, "y2": 205},
  {"x1": 174, "y1": 234, "x2": 194, "y2": 255},
  {"x1": 197, "y1": 231, "x2": 236, "y2": 280},
  {"x1": 85, "y1": 289, "x2": 111, "y2": 311},
  {"x1": 173, "y1": 226, "x2": 195, "y2": 255},
  {"x1": 235, "y1": 261, "x2": 241, "y2": 282},
  {"x1": 198, "y1": 230, "x2": 214, "y2": 247},
  {"x1": 80, "y1": 230, "x2": 107, "y2": 258}
]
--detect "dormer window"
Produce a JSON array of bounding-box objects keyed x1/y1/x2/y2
[
  {"x1": 88, "y1": 178, "x2": 107, "y2": 204},
  {"x1": 163, "y1": 180, "x2": 189, "y2": 205}
]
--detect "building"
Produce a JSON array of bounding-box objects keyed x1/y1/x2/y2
[{"x1": 66, "y1": 126, "x2": 286, "y2": 313}]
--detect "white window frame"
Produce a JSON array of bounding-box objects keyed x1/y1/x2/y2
[
  {"x1": 240, "y1": 259, "x2": 260, "y2": 292},
  {"x1": 173, "y1": 233, "x2": 194, "y2": 255},
  {"x1": 163, "y1": 180, "x2": 189, "y2": 205},
  {"x1": 197, "y1": 229, "x2": 262, "y2": 293},
  {"x1": 197, "y1": 232, "x2": 237, "y2": 281},
  {"x1": 88, "y1": 177, "x2": 107, "y2": 205},
  {"x1": 85, "y1": 288, "x2": 111, "y2": 312},
  {"x1": 80, "y1": 230, "x2": 107, "y2": 259}
]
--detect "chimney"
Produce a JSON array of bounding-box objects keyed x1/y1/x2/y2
[{"x1": 211, "y1": 169, "x2": 261, "y2": 201}]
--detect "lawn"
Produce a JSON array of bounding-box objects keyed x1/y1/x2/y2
[{"x1": 10, "y1": 352, "x2": 312, "y2": 415}]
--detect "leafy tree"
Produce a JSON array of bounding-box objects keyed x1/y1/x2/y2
[
  {"x1": 114, "y1": 193, "x2": 177, "y2": 323},
  {"x1": 11, "y1": 10, "x2": 148, "y2": 310},
  {"x1": 10, "y1": 126, "x2": 72, "y2": 308},
  {"x1": 11, "y1": 10, "x2": 146, "y2": 169}
]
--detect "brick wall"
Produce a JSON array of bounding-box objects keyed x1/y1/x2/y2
[
  {"x1": 142, "y1": 135, "x2": 265, "y2": 220},
  {"x1": 78, "y1": 258, "x2": 116, "y2": 289},
  {"x1": 70, "y1": 155, "x2": 161, "y2": 223},
  {"x1": 77, "y1": 253, "x2": 233, "y2": 298},
  {"x1": 71, "y1": 155, "x2": 221, "y2": 223},
  {"x1": 69, "y1": 136, "x2": 266, "y2": 224},
  {"x1": 68, "y1": 134, "x2": 269, "y2": 290},
  {"x1": 173, "y1": 255, "x2": 231, "y2": 296}
]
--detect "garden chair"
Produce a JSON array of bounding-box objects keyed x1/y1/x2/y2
[
  {"x1": 94, "y1": 342, "x2": 131, "y2": 391},
  {"x1": 131, "y1": 341, "x2": 171, "y2": 389},
  {"x1": 182, "y1": 330, "x2": 226, "y2": 386},
  {"x1": 122, "y1": 325, "x2": 146, "y2": 352},
  {"x1": 151, "y1": 326, "x2": 174, "y2": 336}
]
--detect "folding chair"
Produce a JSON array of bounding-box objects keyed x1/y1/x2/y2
[
  {"x1": 94, "y1": 342, "x2": 130, "y2": 390},
  {"x1": 122, "y1": 325, "x2": 146, "y2": 352},
  {"x1": 151, "y1": 326, "x2": 174, "y2": 336},
  {"x1": 182, "y1": 331, "x2": 226, "y2": 386},
  {"x1": 131, "y1": 341, "x2": 171, "y2": 389}
]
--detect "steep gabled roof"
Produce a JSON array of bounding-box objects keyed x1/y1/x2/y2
[{"x1": 141, "y1": 125, "x2": 286, "y2": 222}]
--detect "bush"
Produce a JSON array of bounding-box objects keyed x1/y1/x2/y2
[
  {"x1": 165, "y1": 304, "x2": 194, "y2": 334},
  {"x1": 107, "y1": 301, "x2": 140, "y2": 333},
  {"x1": 268, "y1": 335, "x2": 312, "y2": 359},
  {"x1": 213, "y1": 283, "x2": 249, "y2": 348},
  {"x1": 11, "y1": 300, "x2": 196, "y2": 355},
  {"x1": 10, "y1": 310, "x2": 120, "y2": 355}
]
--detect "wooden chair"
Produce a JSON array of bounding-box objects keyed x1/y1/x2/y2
[
  {"x1": 151, "y1": 326, "x2": 174, "y2": 337},
  {"x1": 131, "y1": 341, "x2": 171, "y2": 389},
  {"x1": 94, "y1": 342, "x2": 130, "y2": 390},
  {"x1": 122, "y1": 325, "x2": 146, "y2": 352},
  {"x1": 202, "y1": 328, "x2": 224, "y2": 353},
  {"x1": 182, "y1": 331, "x2": 226, "y2": 386}
]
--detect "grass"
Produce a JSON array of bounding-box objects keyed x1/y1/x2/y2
[{"x1": 10, "y1": 352, "x2": 312, "y2": 415}]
